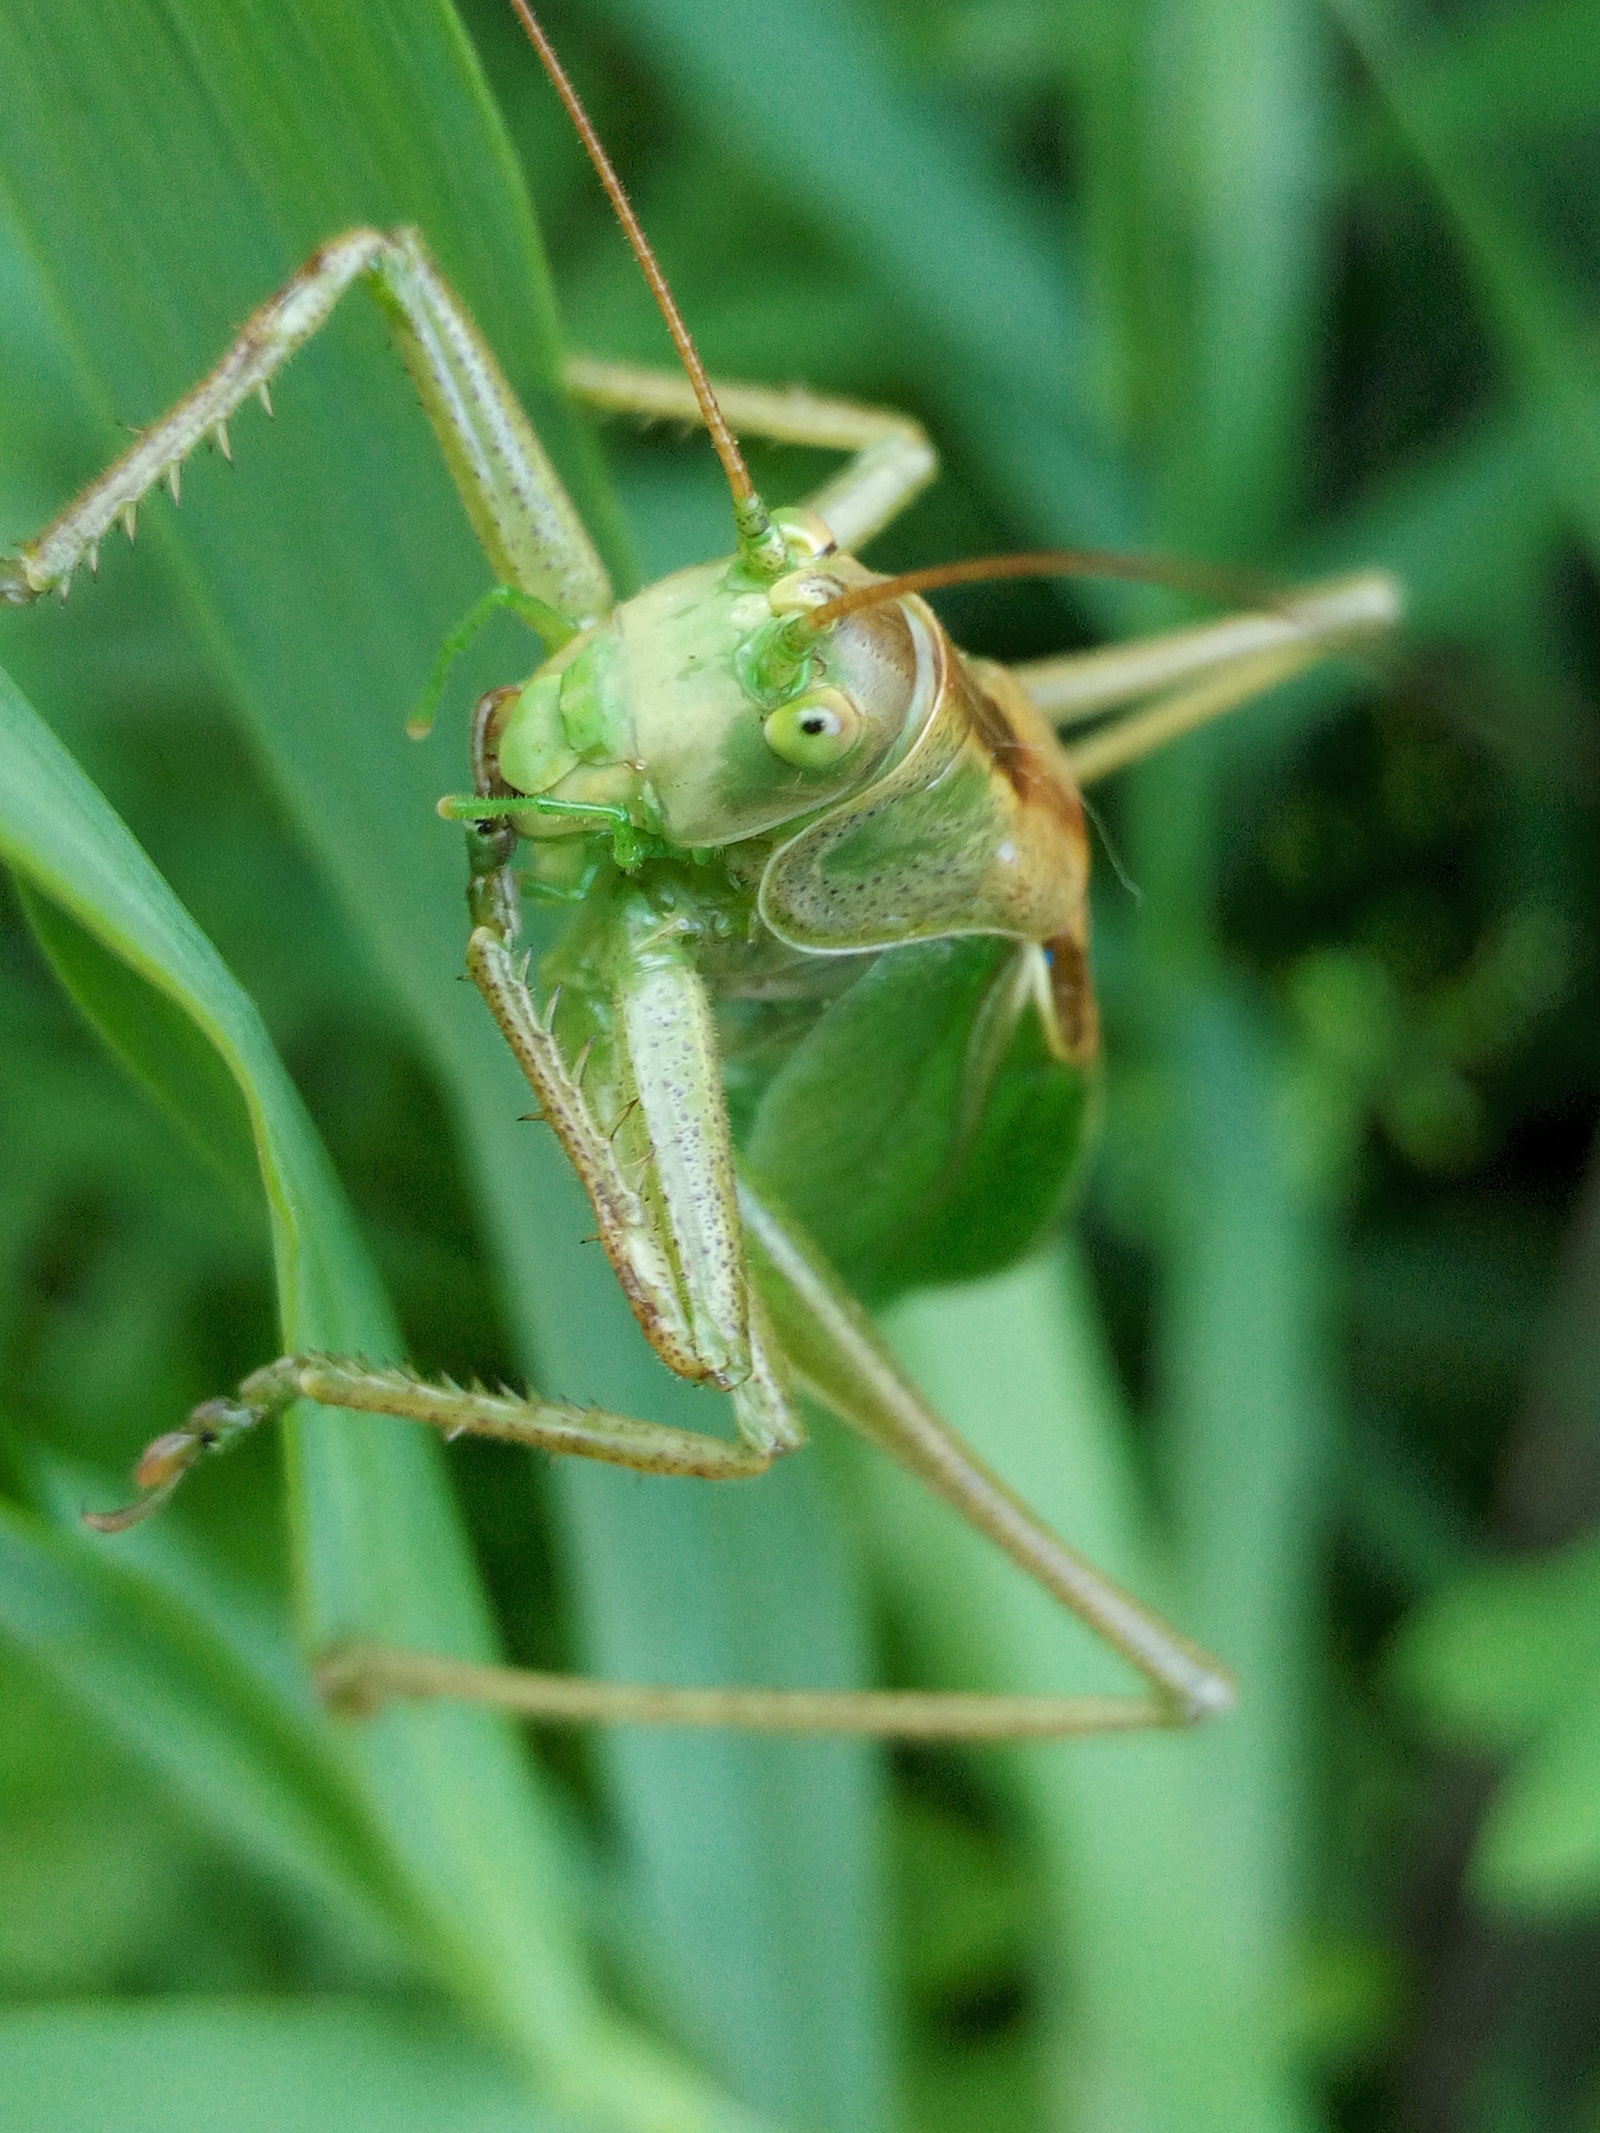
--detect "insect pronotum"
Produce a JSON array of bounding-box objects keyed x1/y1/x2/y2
[{"x1": 0, "y1": 2, "x2": 1400, "y2": 1740}]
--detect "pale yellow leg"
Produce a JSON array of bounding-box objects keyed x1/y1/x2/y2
[
  {"x1": 1, "y1": 228, "x2": 612, "y2": 629},
  {"x1": 315, "y1": 1642, "x2": 1167, "y2": 1738},
  {"x1": 469, "y1": 917, "x2": 802, "y2": 1456},
  {"x1": 564, "y1": 354, "x2": 937, "y2": 551},
  {"x1": 298, "y1": 1184, "x2": 1238, "y2": 1740},
  {"x1": 1012, "y1": 568, "x2": 1403, "y2": 781}
]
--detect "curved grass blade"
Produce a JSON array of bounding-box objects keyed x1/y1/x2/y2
[
  {"x1": 0, "y1": 5, "x2": 878, "y2": 2121},
  {"x1": 876, "y1": 999, "x2": 1325, "y2": 2133},
  {"x1": 0, "y1": 1494, "x2": 418, "y2": 1973},
  {"x1": 0, "y1": 663, "x2": 771, "y2": 2132},
  {"x1": 1334, "y1": 0, "x2": 1600, "y2": 582}
]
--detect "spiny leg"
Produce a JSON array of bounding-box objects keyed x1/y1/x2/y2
[
  {"x1": 85, "y1": 957, "x2": 796, "y2": 1521},
  {"x1": 88, "y1": 1351, "x2": 777, "y2": 1534},
  {"x1": 565, "y1": 355, "x2": 937, "y2": 552},
  {"x1": 88, "y1": 800, "x2": 809, "y2": 1533},
  {"x1": 1011, "y1": 568, "x2": 1402, "y2": 779},
  {"x1": 455, "y1": 707, "x2": 803, "y2": 1456},
  {"x1": 466, "y1": 895, "x2": 801, "y2": 1456},
  {"x1": 1, "y1": 227, "x2": 611, "y2": 628},
  {"x1": 466, "y1": 921, "x2": 707, "y2": 1388},
  {"x1": 605, "y1": 905, "x2": 800, "y2": 1453},
  {"x1": 88, "y1": 902, "x2": 806, "y2": 1540},
  {"x1": 311, "y1": 1184, "x2": 1229, "y2": 1738}
]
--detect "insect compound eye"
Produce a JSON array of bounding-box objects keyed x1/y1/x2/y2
[{"x1": 762, "y1": 686, "x2": 863, "y2": 769}]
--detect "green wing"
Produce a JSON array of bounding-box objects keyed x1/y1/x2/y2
[{"x1": 735, "y1": 936, "x2": 1094, "y2": 1305}]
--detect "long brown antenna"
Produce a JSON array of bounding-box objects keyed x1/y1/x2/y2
[
  {"x1": 509, "y1": 2, "x2": 783, "y2": 571},
  {"x1": 803, "y1": 548, "x2": 1280, "y2": 631}
]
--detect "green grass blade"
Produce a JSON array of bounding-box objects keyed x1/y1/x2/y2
[
  {"x1": 0, "y1": 1498, "x2": 413, "y2": 1965},
  {"x1": 0, "y1": 662, "x2": 766, "y2": 2130},
  {"x1": 19, "y1": 879, "x2": 263, "y2": 1202},
  {"x1": 1157, "y1": 996, "x2": 1330, "y2": 2133},
  {"x1": 0, "y1": 6, "x2": 876, "y2": 2120},
  {"x1": 882, "y1": 1119, "x2": 1323, "y2": 2133},
  {"x1": 1, "y1": 1998, "x2": 570, "y2": 2133},
  {"x1": 1335, "y1": 0, "x2": 1600, "y2": 580},
  {"x1": 1083, "y1": 0, "x2": 1329, "y2": 553}
]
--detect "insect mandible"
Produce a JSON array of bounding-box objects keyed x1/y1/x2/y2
[{"x1": 0, "y1": 3, "x2": 1400, "y2": 1739}]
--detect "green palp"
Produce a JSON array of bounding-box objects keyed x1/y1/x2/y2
[
  {"x1": 407, "y1": 582, "x2": 574, "y2": 739},
  {"x1": 435, "y1": 789, "x2": 668, "y2": 870}
]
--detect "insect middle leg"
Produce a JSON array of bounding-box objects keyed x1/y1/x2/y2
[
  {"x1": 92, "y1": 846, "x2": 804, "y2": 1538},
  {"x1": 464, "y1": 838, "x2": 800, "y2": 1460},
  {"x1": 564, "y1": 355, "x2": 938, "y2": 551}
]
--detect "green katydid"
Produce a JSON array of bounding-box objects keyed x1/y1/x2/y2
[{"x1": 0, "y1": 3, "x2": 1398, "y2": 1740}]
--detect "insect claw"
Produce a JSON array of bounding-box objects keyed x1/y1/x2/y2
[
  {"x1": 256, "y1": 379, "x2": 274, "y2": 417},
  {"x1": 213, "y1": 419, "x2": 233, "y2": 462},
  {"x1": 121, "y1": 503, "x2": 138, "y2": 543},
  {"x1": 166, "y1": 461, "x2": 182, "y2": 506}
]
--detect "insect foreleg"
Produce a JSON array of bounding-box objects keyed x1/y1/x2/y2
[
  {"x1": 467, "y1": 907, "x2": 802, "y2": 1457},
  {"x1": 467, "y1": 924, "x2": 706, "y2": 1385},
  {"x1": 88, "y1": 917, "x2": 800, "y2": 1536},
  {"x1": 564, "y1": 355, "x2": 937, "y2": 551},
  {"x1": 1, "y1": 229, "x2": 610, "y2": 629}
]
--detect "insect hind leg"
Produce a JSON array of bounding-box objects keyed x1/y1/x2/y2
[{"x1": 564, "y1": 355, "x2": 938, "y2": 553}]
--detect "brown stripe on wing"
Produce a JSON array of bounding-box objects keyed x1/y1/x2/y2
[
  {"x1": 959, "y1": 651, "x2": 1087, "y2": 837},
  {"x1": 1044, "y1": 909, "x2": 1100, "y2": 1065},
  {"x1": 960, "y1": 651, "x2": 1098, "y2": 1064}
]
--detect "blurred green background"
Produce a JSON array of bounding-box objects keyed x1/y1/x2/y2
[{"x1": 1, "y1": 1, "x2": 1598, "y2": 2129}]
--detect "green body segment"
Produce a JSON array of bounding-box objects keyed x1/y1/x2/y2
[
  {"x1": 494, "y1": 534, "x2": 1102, "y2": 1305},
  {"x1": 540, "y1": 862, "x2": 1094, "y2": 1308},
  {"x1": 730, "y1": 934, "x2": 1094, "y2": 1305}
]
